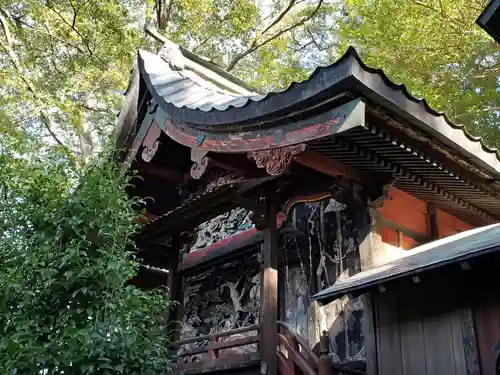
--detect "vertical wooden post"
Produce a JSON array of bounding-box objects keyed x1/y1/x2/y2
[
  {"x1": 209, "y1": 334, "x2": 218, "y2": 360},
  {"x1": 362, "y1": 293, "x2": 377, "y2": 375},
  {"x1": 260, "y1": 197, "x2": 278, "y2": 375},
  {"x1": 428, "y1": 203, "x2": 439, "y2": 240},
  {"x1": 168, "y1": 236, "x2": 184, "y2": 343},
  {"x1": 318, "y1": 331, "x2": 332, "y2": 375}
]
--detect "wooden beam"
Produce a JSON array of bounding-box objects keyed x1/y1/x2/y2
[
  {"x1": 376, "y1": 211, "x2": 432, "y2": 244},
  {"x1": 228, "y1": 195, "x2": 266, "y2": 217},
  {"x1": 295, "y1": 149, "x2": 371, "y2": 185},
  {"x1": 259, "y1": 196, "x2": 278, "y2": 375},
  {"x1": 209, "y1": 152, "x2": 268, "y2": 178},
  {"x1": 178, "y1": 228, "x2": 264, "y2": 272},
  {"x1": 136, "y1": 161, "x2": 190, "y2": 183},
  {"x1": 361, "y1": 293, "x2": 377, "y2": 375}
]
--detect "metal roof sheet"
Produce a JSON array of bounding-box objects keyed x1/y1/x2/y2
[
  {"x1": 138, "y1": 45, "x2": 500, "y2": 179},
  {"x1": 138, "y1": 50, "x2": 264, "y2": 112},
  {"x1": 312, "y1": 223, "x2": 500, "y2": 303}
]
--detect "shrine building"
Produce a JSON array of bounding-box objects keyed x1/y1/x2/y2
[{"x1": 115, "y1": 34, "x2": 500, "y2": 375}]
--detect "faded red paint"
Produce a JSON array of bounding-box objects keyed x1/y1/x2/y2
[
  {"x1": 437, "y1": 208, "x2": 473, "y2": 237},
  {"x1": 379, "y1": 186, "x2": 476, "y2": 249},
  {"x1": 185, "y1": 227, "x2": 258, "y2": 263},
  {"x1": 162, "y1": 118, "x2": 340, "y2": 152},
  {"x1": 378, "y1": 187, "x2": 429, "y2": 238}
]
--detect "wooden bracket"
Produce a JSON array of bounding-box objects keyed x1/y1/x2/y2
[
  {"x1": 141, "y1": 121, "x2": 162, "y2": 162},
  {"x1": 248, "y1": 144, "x2": 306, "y2": 176},
  {"x1": 190, "y1": 148, "x2": 209, "y2": 179}
]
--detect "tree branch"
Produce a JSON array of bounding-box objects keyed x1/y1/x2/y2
[
  {"x1": 0, "y1": 11, "x2": 73, "y2": 155},
  {"x1": 453, "y1": 107, "x2": 500, "y2": 118},
  {"x1": 44, "y1": 3, "x2": 105, "y2": 65},
  {"x1": 68, "y1": 0, "x2": 79, "y2": 28},
  {"x1": 226, "y1": 0, "x2": 324, "y2": 71},
  {"x1": 156, "y1": 0, "x2": 162, "y2": 29},
  {"x1": 260, "y1": 0, "x2": 297, "y2": 36},
  {"x1": 164, "y1": 0, "x2": 174, "y2": 29},
  {"x1": 82, "y1": 103, "x2": 113, "y2": 115},
  {"x1": 411, "y1": 0, "x2": 461, "y2": 30},
  {"x1": 3, "y1": 9, "x2": 88, "y2": 55}
]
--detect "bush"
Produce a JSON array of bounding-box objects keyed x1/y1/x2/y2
[{"x1": 0, "y1": 148, "x2": 173, "y2": 375}]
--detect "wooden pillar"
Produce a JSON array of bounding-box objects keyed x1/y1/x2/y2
[
  {"x1": 259, "y1": 197, "x2": 278, "y2": 375},
  {"x1": 361, "y1": 293, "x2": 377, "y2": 375},
  {"x1": 427, "y1": 203, "x2": 439, "y2": 240},
  {"x1": 167, "y1": 237, "x2": 184, "y2": 342}
]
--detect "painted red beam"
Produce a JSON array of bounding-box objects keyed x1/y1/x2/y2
[{"x1": 179, "y1": 227, "x2": 261, "y2": 271}]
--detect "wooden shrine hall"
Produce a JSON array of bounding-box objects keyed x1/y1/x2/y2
[{"x1": 115, "y1": 32, "x2": 500, "y2": 375}]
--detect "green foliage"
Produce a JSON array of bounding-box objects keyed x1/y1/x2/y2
[
  {"x1": 151, "y1": 0, "x2": 334, "y2": 89},
  {"x1": 0, "y1": 0, "x2": 142, "y2": 160},
  {"x1": 0, "y1": 142, "x2": 173, "y2": 374}
]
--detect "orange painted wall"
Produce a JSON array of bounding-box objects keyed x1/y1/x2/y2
[
  {"x1": 377, "y1": 186, "x2": 474, "y2": 249},
  {"x1": 378, "y1": 187, "x2": 429, "y2": 237},
  {"x1": 436, "y1": 208, "x2": 473, "y2": 237},
  {"x1": 380, "y1": 227, "x2": 419, "y2": 249}
]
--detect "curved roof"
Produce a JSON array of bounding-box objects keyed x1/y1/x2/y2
[{"x1": 138, "y1": 44, "x2": 500, "y2": 178}]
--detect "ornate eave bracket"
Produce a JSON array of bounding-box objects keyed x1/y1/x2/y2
[
  {"x1": 190, "y1": 148, "x2": 209, "y2": 179},
  {"x1": 247, "y1": 144, "x2": 307, "y2": 176},
  {"x1": 141, "y1": 121, "x2": 162, "y2": 162}
]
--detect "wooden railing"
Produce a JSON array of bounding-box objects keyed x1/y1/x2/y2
[
  {"x1": 277, "y1": 321, "x2": 365, "y2": 375},
  {"x1": 171, "y1": 324, "x2": 260, "y2": 374},
  {"x1": 171, "y1": 322, "x2": 365, "y2": 375}
]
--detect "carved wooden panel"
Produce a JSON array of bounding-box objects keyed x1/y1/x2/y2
[{"x1": 179, "y1": 255, "x2": 260, "y2": 363}]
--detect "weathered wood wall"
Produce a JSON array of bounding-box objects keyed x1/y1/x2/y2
[
  {"x1": 471, "y1": 266, "x2": 500, "y2": 375},
  {"x1": 474, "y1": 300, "x2": 500, "y2": 375},
  {"x1": 374, "y1": 278, "x2": 480, "y2": 375}
]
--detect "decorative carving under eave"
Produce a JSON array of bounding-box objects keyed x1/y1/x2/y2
[
  {"x1": 141, "y1": 122, "x2": 162, "y2": 163},
  {"x1": 190, "y1": 148, "x2": 209, "y2": 179},
  {"x1": 141, "y1": 141, "x2": 160, "y2": 162},
  {"x1": 247, "y1": 144, "x2": 307, "y2": 176}
]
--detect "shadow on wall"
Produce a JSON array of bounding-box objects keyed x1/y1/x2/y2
[{"x1": 281, "y1": 188, "x2": 371, "y2": 373}]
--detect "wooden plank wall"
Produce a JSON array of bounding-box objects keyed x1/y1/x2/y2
[
  {"x1": 374, "y1": 286, "x2": 480, "y2": 375},
  {"x1": 474, "y1": 300, "x2": 500, "y2": 375}
]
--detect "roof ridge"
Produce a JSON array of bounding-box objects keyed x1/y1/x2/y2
[{"x1": 145, "y1": 28, "x2": 262, "y2": 96}]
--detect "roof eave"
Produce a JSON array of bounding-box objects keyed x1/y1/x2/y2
[
  {"x1": 476, "y1": 0, "x2": 500, "y2": 44},
  {"x1": 137, "y1": 44, "x2": 500, "y2": 181}
]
